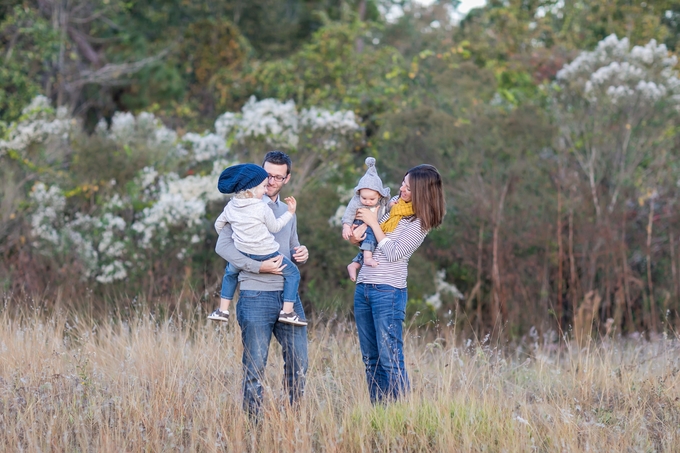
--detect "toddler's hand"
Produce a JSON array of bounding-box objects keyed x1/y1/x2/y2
[
  {"x1": 342, "y1": 224, "x2": 352, "y2": 240},
  {"x1": 285, "y1": 196, "x2": 297, "y2": 214},
  {"x1": 389, "y1": 199, "x2": 398, "y2": 208}
]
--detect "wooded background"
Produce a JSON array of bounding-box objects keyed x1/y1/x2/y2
[{"x1": 3, "y1": 0, "x2": 680, "y2": 339}]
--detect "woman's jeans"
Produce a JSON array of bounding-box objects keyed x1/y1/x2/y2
[
  {"x1": 221, "y1": 251, "x2": 300, "y2": 303},
  {"x1": 236, "y1": 289, "x2": 308, "y2": 418},
  {"x1": 353, "y1": 283, "x2": 409, "y2": 403}
]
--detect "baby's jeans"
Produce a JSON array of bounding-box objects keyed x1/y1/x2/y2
[{"x1": 353, "y1": 219, "x2": 378, "y2": 265}]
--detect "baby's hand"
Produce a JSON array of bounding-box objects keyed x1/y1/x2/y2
[
  {"x1": 342, "y1": 224, "x2": 352, "y2": 240},
  {"x1": 285, "y1": 196, "x2": 297, "y2": 214},
  {"x1": 389, "y1": 199, "x2": 398, "y2": 208}
]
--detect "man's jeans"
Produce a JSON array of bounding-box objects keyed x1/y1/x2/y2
[
  {"x1": 221, "y1": 251, "x2": 300, "y2": 303},
  {"x1": 353, "y1": 283, "x2": 409, "y2": 403},
  {"x1": 236, "y1": 289, "x2": 308, "y2": 418}
]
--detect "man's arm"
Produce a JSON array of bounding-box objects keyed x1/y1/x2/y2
[
  {"x1": 216, "y1": 224, "x2": 287, "y2": 274},
  {"x1": 215, "y1": 224, "x2": 262, "y2": 273}
]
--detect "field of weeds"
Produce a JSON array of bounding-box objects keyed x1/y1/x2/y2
[{"x1": 1, "y1": 293, "x2": 679, "y2": 452}]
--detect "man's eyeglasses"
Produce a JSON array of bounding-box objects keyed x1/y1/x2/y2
[{"x1": 267, "y1": 174, "x2": 287, "y2": 182}]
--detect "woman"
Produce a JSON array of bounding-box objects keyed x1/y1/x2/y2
[{"x1": 351, "y1": 164, "x2": 446, "y2": 403}]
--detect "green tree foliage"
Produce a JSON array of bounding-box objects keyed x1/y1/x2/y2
[{"x1": 0, "y1": 6, "x2": 58, "y2": 122}]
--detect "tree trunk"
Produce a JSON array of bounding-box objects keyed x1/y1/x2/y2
[
  {"x1": 556, "y1": 180, "x2": 564, "y2": 329},
  {"x1": 355, "y1": 0, "x2": 366, "y2": 53},
  {"x1": 491, "y1": 181, "x2": 509, "y2": 334},
  {"x1": 646, "y1": 198, "x2": 657, "y2": 332}
]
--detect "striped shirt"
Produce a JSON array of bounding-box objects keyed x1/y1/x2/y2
[{"x1": 356, "y1": 210, "x2": 428, "y2": 289}]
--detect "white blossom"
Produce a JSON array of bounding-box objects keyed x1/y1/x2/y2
[
  {"x1": 214, "y1": 96, "x2": 359, "y2": 150},
  {"x1": 181, "y1": 132, "x2": 228, "y2": 162},
  {"x1": 424, "y1": 270, "x2": 464, "y2": 310},
  {"x1": 299, "y1": 107, "x2": 360, "y2": 134},
  {"x1": 556, "y1": 34, "x2": 680, "y2": 108},
  {"x1": 0, "y1": 97, "x2": 76, "y2": 157},
  {"x1": 98, "y1": 111, "x2": 178, "y2": 150},
  {"x1": 30, "y1": 183, "x2": 66, "y2": 245},
  {"x1": 96, "y1": 260, "x2": 127, "y2": 284},
  {"x1": 328, "y1": 205, "x2": 346, "y2": 227}
]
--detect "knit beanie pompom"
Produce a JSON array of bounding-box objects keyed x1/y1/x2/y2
[{"x1": 217, "y1": 163, "x2": 269, "y2": 194}]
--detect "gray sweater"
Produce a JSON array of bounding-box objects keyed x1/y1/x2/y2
[{"x1": 215, "y1": 196, "x2": 303, "y2": 292}]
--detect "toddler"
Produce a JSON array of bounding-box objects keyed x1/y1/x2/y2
[
  {"x1": 342, "y1": 157, "x2": 391, "y2": 281},
  {"x1": 208, "y1": 163, "x2": 307, "y2": 326}
]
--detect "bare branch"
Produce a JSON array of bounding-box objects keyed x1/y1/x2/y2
[
  {"x1": 68, "y1": 26, "x2": 101, "y2": 65},
  {"x1": 65, "y1": 48, "x2": 171, "y2": 89}
]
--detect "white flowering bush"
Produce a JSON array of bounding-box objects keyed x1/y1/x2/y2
[
  {"x1": 552, "y1": 35, "x2": 680, "y2": 217},
  {"x1": 424, "y1": 270, "x2": 465, "y2": 310},
  {"x1": 3, "y1": 95, "x2": 361, "y2": 285},
  {"x1": 216, "y1": 96, "x2": 361, "y2": 194},
  {"x1": 0, "y1": 96, "x2": 76, "y2": 158}
]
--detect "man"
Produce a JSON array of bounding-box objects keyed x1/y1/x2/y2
[{"x1": 215, "y1": 150, "x2": 309, "y2": 418}]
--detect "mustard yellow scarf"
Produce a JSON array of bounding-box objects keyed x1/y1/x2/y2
[{"x1": 380, "y1": 198, "x2": 415, "y2": 233}]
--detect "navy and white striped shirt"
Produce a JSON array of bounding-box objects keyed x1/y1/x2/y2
[{"x1": 356, "y1": 211, "x2": 428, "y2": 289}]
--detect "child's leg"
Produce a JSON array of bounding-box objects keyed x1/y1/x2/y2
[
  {"x1": 209, "y1": 262, "x2": 239, "y2": 321},
  {"x1": 242, "y1": 251, "x2": 306, "y2": 326},
  {"x1": 363, "y1": 250, "x2": 379, "y2": 267},
  {"x1": 278, "y1": 254, "x2": 300, "y2": 313},
  {"x1": 278, "y1": 254, "x2": 307, "y2": 326},
  {"x1": 360, "y1": 225, "x2": 379, "y2": 267},
  {"x1": 347, "y1": 252, "x2": 363, "y2": 282}
]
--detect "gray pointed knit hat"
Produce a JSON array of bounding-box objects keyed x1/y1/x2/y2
[{"x1": 354, "y1": 157, "x2": 390, "y2": 198}]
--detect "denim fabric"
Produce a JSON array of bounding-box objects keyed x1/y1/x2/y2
[
  {"x1": 353, "y1": 283, "x2": 409, "y2": 403},
  {"x1": 236, "y1": 289, "x2": 308, "y2": 418},
  {"x1": 353, "y1": 219, "x2": 378, "y2": 252},
  {"x1": 220, "y1": 251, "x2": 300, "y2": 303}
]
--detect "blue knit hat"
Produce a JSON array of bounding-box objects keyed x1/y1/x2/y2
[{"x1": 217, "y1": 163, "x2": 269, "y2": 194}]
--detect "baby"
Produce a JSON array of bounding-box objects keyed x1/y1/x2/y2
[
  {"x1": 341, "y1": 157, "x2": 391, "y2": 281},
  {"x1": 208, "y1": 163, "x2": 306, "y2": 326}
]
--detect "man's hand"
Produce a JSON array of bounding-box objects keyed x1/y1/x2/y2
[
  {"x1": 292, "y1": 245, "x2": 308, "y2": 263},
  {"x1": 349, "y1": 223, "x2": 367, "y2": 246},
  {"x1": 259, "y1": 254, "x2": 286, "y2": 275}
]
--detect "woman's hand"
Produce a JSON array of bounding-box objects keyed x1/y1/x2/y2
[
  {"x1": 259, "y1": 255, "x2": 286, "y2": 275},
  {"x1": 348, "y1": 222, "x2": 367, "y2": 246},
  {"x1": 356, "y1": 207, "x2": 379, "y2": 229}
]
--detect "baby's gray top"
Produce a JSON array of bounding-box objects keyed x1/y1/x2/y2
[{"x1": 341, "y1": 194, "x2": 390, "y2": 225}]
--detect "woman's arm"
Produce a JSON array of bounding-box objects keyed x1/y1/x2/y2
[
  {"x1": 355, "y1": 207, "x2": 386, "y2": 243},
  {"x1": 356, "y1": 208, "x2": 426, "y2": 262},
  {"x1": 376, "y1": 220, "x2": 427, "y2": 262}
]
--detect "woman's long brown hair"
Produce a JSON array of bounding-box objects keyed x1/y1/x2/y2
[{"x1": 406, "y1": 164, "x2": 446, "y2": 231}]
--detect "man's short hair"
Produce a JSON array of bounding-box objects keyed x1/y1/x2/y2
[{"x1": 262, "y1": 151, "x2": 292, "y2": 175}]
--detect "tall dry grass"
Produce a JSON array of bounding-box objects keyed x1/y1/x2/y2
[{"x1": 1, "y1": 292, "x2": 679, "y2": 452}]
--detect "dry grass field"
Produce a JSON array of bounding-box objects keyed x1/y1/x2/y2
[{"x1": 1, "y1": 293, "x2": 679, "y2": 452}]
